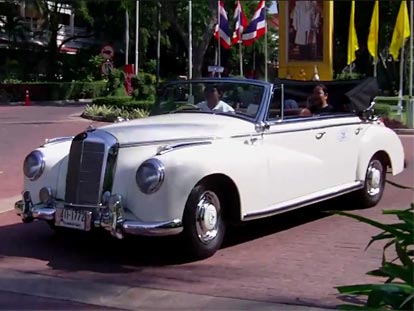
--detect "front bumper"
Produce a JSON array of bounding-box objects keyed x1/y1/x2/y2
[{"x1": 14, "y1": 196, "x2": 183, "y2": 238}]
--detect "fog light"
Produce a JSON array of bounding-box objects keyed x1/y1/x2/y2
[{"x1": 39, "y1": 187, "x2": 53, "y2": 204}]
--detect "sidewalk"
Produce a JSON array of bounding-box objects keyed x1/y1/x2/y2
[{"x1": 0, "y1": 268, "x2": 334, "y2": 310}]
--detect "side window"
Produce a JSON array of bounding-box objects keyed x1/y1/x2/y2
[
  {"x1": 266, "y1": 89, "x2": 282, "y2": 121},
  {"x1": 267, "y1": 87, "x2": 313, "y2": 121}
]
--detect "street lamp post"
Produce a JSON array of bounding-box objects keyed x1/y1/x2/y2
[
  {"x1": 188, "y1": 0, "x2": 192, "y2": 79},
  {"x1": 125, "y1": 9, "x2": 129, "y2": 65},
  {"x1": 135, "y1": 0, "x2": 140, "y2": 76},
  {"x1": 156, "y1": 1, "x2": 161, "y2": 84}
]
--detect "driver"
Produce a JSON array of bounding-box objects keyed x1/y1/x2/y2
[{"x1": 197, "y1": 85, "x2": 235, "y2": 113}]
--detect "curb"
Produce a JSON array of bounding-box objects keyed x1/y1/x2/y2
[
  {"x1": 0, "y1": 268, "x2": 334, "y2": 311},
  {"x1": 0, "y1": 195, "x2": 20, "y2": 214},
  {"x1": 394, "y1": 128, "x2": 414, "y2": 135},
  {"x1": 3, "y1": 99, "x2": 92, "y2": 107}
]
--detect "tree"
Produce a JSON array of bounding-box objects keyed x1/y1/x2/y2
[{"x1": 0, "y1": 1, "x2": 29, "y2": 49}]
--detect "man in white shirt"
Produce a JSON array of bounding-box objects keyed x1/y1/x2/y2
[{"x1": 197, "y1": 86, "x2": 235, "y2": 113}]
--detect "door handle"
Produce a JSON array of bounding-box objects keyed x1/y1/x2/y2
[
  {"x1": 355, "y1": 127, "x2": 362, "y2": 135},
  {"x1": 315, "y1": 132, "x2": 326, "y2": 140},
  {"x1": 244, "y1": 137, "x2": 259, "y2": 145}
]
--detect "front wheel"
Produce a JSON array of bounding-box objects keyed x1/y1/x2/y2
[
  {"x1": 182, "y1": 184, "x2": 226, "y2": 260},
  {"x1": 355, "y1": 156, "x2": 386, "y2": 208}
]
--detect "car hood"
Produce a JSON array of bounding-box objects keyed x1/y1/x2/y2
[{"x1": 99, "y1": 113, "x2": 254, "y2": 146}]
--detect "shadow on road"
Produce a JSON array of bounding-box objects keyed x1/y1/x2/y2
[{"x1": 0, "y1": 195, "x2": 359, "y2": 272}]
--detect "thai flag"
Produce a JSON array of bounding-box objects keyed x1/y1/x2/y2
[
  {"x1": 242, "y1": 0, "x2": 267, "y2": 46},
  {"x1": 214, "y1": 0, "x2": 231, "y2": 49},
  {"x1": 232, "y1": 0, "x2": 248, "y2": 44}
]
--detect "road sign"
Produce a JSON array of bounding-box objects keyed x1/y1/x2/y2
[
  {"x1": 101, "y1": 61, "x2": 114, "y2": 75},
  {"x1": 207, "y1": 65, "x2": 224, "y2": 73},
  {"x1": 101, "y1": 45, "x2": 115, "y2": 60}
]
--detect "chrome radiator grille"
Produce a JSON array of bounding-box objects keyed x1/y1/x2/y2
[{"x1": 65, "y1": 130, "x2": 118, "y2": 206}]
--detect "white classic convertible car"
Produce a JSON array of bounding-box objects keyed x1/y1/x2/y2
[{"x1": 15, "y1": 78, "x2": 405, "y2": 259}]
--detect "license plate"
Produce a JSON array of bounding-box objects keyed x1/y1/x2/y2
[{"x1": 55, "y1": 208, "x2": 92, "y2": 231}]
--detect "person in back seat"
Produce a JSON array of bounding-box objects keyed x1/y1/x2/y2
[
  {"x1": 284, "y1": 99, "x2": 299, "y2": 109},
  {"x1": 307, "y1": 84, "x2": 334, "y2": 114}
]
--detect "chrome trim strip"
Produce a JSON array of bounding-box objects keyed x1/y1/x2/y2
[
  {"x1": 230, "y1": 120, "x2": 365, "y2": 139},
  {"x1": 32, "y1": 207, "x2": 56, "y2": 221},
  {"x1": 122, "y1": 219, "x2": 183, "y2": 236},
  {"x1": 65, "y1": 202, "x2": 103, "y2": 208},
  {"x1": 119, "y1": 136, "x2": 218, "y2": 148},
  {"x1": 41, "y1": 136, "x2": 73, "y2": 147},
  {"x1": 243, "y1": 182, "x2": 364, "y2": 221},
  {"x1": 156, "y1": 141, "x2": 212, "y2": 155}
]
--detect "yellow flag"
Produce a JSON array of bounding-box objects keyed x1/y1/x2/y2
[
  {"x1": 347, "y1": 1, "x2": 359, "y2": 65},
  {"x1": 368, "y1": 0, "x2": 379, "y2": 59},
  {"x1": 389, "y1": 1, "x2": 411, "y2": 59}
]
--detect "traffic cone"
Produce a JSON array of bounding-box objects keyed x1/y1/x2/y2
[{"x1": 25, "y1": 90, "x2": 30, "y2": 106}]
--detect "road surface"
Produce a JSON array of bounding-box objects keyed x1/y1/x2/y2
[{"x1": 0, "y1": 106, "x2": 412, "y2": 309}]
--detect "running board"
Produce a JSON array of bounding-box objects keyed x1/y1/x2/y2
[{"x1": 243, "y1": 181, "x2": 364, "y2": 221}]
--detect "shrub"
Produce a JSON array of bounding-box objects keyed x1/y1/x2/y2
[
  {"x1": 91, "y1": 96, "x2": 154, "y2": 111},
  {"x1": 105, "y1": 68, "x2": 128, "y2": 97},
  {"x1": 82, "y1": 104, "x2": 149, "y2": 122},
  {"x1": 332, "y1": 205, "x2": 414, "y2": 310},
  {"x1": 131, "y1": 70, "x2": 157, "y2": 101},
  {"x1": 374, "y1": 103, "x2": 391, "y2": 117}
]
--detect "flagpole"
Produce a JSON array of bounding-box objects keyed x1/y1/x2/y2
[
  {"x1": 264, "y1": 16, "x2": 268, "y2": 82},
  {"x1": 398, "y1": 47, "x2": 404, "y2": 121},
  {"x1": 217, "y1": 0, "x2": 221, "y2": 77},
  {"x1": 408, "y1": 0, "x2": 414, "y2": 128},
  {"x1": 239, "y1": 43, "x2": 243, "y2": 76},
  {"x1": 398, "y1": 3, "x2": 406, "y2": 121},
  {"x1": 188, "y1": 0, "x2": 192, "y2": 79}
]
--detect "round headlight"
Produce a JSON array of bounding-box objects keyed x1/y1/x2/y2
[
  {"x1": 23, "y1": 150, "x2": 45, "y2": 181},
  {"x1": 136, "y1": 159, "x2": 165, "y2": 194}
]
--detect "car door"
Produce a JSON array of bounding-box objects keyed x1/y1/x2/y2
[
  {"x1": 305, "y1": 115, "x2": 362, "y2": 187},
  {"x1": 262, "y1": 119, "x2": 331, "y2": 206}
]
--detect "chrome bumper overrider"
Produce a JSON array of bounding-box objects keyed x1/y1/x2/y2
[{"x1": 14, "y1": 196, "x2": 183, "y2": 238}]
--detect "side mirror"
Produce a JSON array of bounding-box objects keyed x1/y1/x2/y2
[
  {"x1": 367, "y1": 100, "x2": 376, "y2": 111},
  {"x1": 358, "y1": 100, "x2": 376, "y2": 121},
  {"x1": 255, "y1": 121, "x2": 270, "y2": 133}
]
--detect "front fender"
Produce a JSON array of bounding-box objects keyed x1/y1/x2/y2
[
  {"x1": 119, "y1": 139, "x2": 268, "y2": 222},
  {"x1": 357, "y1": 124, "x2": 405, "y2": 180},
  {"x1": 23, "y1": 141, "x2": 72, "y2": 204}
]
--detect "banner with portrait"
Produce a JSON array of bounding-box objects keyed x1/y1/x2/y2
[{"x1": 278, "y1": 0, "x2": 333, "y2": 80}]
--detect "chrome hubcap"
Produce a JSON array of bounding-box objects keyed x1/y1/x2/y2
[
  {"x1": 196, "y1": 191, "x2": 220, "y2": 244},
  {"x1": 367, "y1": 160, "x2": 383, "y2": 196}
]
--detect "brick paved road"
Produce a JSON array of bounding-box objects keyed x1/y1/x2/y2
[
  {"x1": 0, "y1": 290, "x2": 118, "y2": 310},
  {"x1": 0, "y1": 106, "x2": 412, "y2": 309}
]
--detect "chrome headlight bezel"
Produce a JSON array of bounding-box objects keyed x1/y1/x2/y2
[
  {"x1": 136, "y1": 158, "x2": 165, "y2": 194},
  {"x1": 23, "y1": 150, "x2": 45, "y2": 181}
]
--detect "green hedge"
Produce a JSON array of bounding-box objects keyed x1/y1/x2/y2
[
  {"x1": 91, "y1": 96, "x2": 154, "y2": 111},
  {"x1": 374, "y1": 103, "x2": 391, "y2": 117},
  {"x1": 0, "y1": 81, "x2": 106, "y2": 102}
]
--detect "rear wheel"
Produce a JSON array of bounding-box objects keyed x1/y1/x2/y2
[
  {"x1": 355, "y1": 155, "x2": 386, "y2": 208},
  {"x1": 182, "y1": 183, "x2": 226, "y2": 260}
]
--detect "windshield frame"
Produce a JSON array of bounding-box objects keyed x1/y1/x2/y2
[{"x1": 152, "y1": 78, "x2": 273, "y2": 123}]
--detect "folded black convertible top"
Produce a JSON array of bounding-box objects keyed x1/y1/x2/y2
[{"x1": 274, "y1": 77, "x2": 379, "y2": 113}]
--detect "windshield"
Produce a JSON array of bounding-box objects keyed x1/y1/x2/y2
[{"x1": 151, "y1": 81, "x2": 266, "y2": 118}]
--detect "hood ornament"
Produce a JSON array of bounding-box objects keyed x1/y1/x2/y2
[{"x1": 86, "y1": 125, "x2": 96, "y2": 132}]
